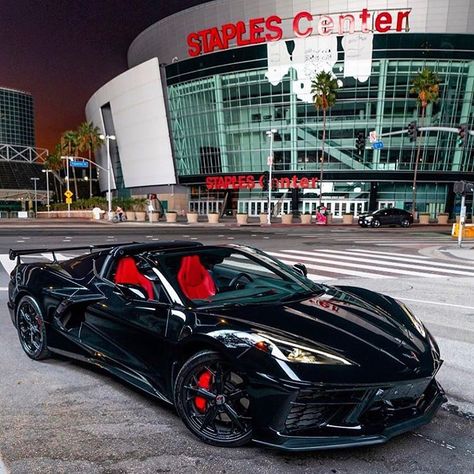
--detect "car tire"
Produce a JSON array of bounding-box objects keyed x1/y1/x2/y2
[
  {"x1": 401, "y1": 218, "x2": 411, "y2": 228},
  {"x1": 16, "y1": 295, "x2": 50, "y2": 360},
  {"x1": 371, "y1": 219, "x2": 381, "y2": 228},
  {"x1": 174, "y1": 350, "x2": 253, "y2": 447}
]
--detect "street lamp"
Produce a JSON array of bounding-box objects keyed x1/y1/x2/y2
[
  {"x1": 99, "y1": 134, "x2": 116, "y2": 220},
  {"x1": 266, "y1": 129, "x2": 277, "y2": 225},
  {"x1": 42, "y1": 169, "x2": 51, "y2": 215},
  {"x1": 60, "y1": 156, "x2": 73, "y2": 217},
  {"x1": 30, "y1": 177, "x2": 39, "y2": 216}
]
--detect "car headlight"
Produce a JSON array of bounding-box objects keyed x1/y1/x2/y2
[{"x1": 255, "y1": 333, "x2": 353, "y2": 365}]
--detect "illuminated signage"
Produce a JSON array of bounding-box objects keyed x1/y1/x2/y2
[
  {"x1": 205, "y1": 175, "x2": 318, "y2": 190},
  {"x1": 187, "y1": 8, "x2": 411, "y2": 57}
]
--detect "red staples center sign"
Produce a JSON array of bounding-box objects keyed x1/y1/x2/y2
[
  {"x1": 206, "y1": 175, "x2": 318, "y2": 190},
  {"x1": 187, "y1": 8, "x2": 411, "y2": 57}
]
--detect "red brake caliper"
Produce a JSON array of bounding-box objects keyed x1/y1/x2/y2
[{"x1": 195, "y1": 370, "x2": 212, "y2": 412}]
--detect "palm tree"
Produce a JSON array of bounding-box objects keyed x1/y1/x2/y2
[
  {"x1": 77, "y1": 121, "x2": 104, "y2": 198},
  {"x1": 61, "y1": 130, "x2": 80, "y2": 199},
  {"x1": 410, "y1": 67, "x2": 440, "y2": 216},
  {"x1": 43, "y1": 145, "x2": 63, "y2": 202},
  {"x1": 311, "y1": 71, "x2": 340, "y2": 205}
]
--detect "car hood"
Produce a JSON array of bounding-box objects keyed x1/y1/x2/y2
[{"x1": 208, "y1": 285, "x2": 439, "y2": 384}]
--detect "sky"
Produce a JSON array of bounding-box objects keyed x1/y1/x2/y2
[{"x1": 0, "y1": 0, "x2": 209, "y2": 151}]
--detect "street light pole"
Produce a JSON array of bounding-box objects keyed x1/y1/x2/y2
[
  {"x1": 266, "y1": 129, "x2": 277, "y2": 225},
  {"x1": 42, "y1": 169, "x2": 50, "y2": 215},
  {"x1": 99, "y1": 134, "x2": 116, "y2": 220},
  {"x1": 30, "y1": 177, "x2": 39, "y2": 216}
]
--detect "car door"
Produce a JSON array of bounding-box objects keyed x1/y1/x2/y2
[{"x1": 79, "y1": 278, "x2": 171, "y2": 396}]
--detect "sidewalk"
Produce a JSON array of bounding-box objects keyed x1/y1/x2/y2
[{"x1": 0, "y1": 217, "x2": 457, "y2": 231}]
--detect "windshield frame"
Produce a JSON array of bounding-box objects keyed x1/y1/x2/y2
[{"x1": 144, "y1": 245, "x2": 323, "y2": 309}]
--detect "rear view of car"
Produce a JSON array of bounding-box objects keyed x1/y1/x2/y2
[{"x1": 359, "y1": 208, "x2": 413, "y2": 228}]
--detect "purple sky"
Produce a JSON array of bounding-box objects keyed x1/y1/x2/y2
[{"x1": 0, "y1": 0, "x2": 208, "y2": 151}]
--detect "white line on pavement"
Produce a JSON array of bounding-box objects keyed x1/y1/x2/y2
[
  {"x1": 0, "y1": 454, "x2": 8, "y2": 473},
  {"x1": 0, "y1": 287, "x2": 8, "y2": 291},
  {"x1": 272, "y1": 251, "x2": 444, "y2": 279},
  {"x1": 0, "y1": 255, "x2": 15, "y2": 275},
  {"x1": 346, "y1": 249, "x2": 429, "y2": 259},
  {"x1": 396, "y1": 297, "x2": 474, "y2": 310}
]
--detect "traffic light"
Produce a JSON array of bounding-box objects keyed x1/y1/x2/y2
[
  {"x1": 454, "y1": 181, "x2": 474, "y2": 195},
  {"x1": 407, "y1": 121, "x2": 418, "y2": 142},
  {"x1": 355, "y1": 131, "x2": 366, "y2": 155},
  {"x1": 261, "y1": 171, "x2": 269, "y2": 191},
  {"x1": 458, "y1": 124, "x2": 468, "y2": 147}
]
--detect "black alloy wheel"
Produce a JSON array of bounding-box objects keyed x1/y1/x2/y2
[
  {"x1": 401, "y1": 218, "x2": 411, "y2": 228},
  {"x1": 174, "y1": 350, "x2": 253, "y2": 447},
  {"x1": 16, "y1": 295, "x2": 50, "y2": 360},
  {"x1": 371, "y1": 219, "x2": 381, "y2": 228}
]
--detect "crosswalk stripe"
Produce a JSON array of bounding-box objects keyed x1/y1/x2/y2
[
  {"x1": 268, "y1": 252, "x2": 392, "y2": 279},
  {"x1": 271, "y1": 251, "x2": 444, "y2": 279},
  {"x1": 347, "y1": 249, "x2": 430, "y2": 259},
  {"x1": 295, "y1": 250, "x2": 474, "y2": 276},
  {"x1": 0, "y1": 254, "x2": 16, "y2": 275}
]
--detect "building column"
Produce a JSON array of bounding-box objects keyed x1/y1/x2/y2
[
  {"x1": 289, "y1": 69, "x2": 298, "y2": 171},
  {"x1": 214, "y1": 75, "x2": 229, "y2": 172},
  {"x1": 452, "y1": 61, "x2": 474, "y2": 171},
  {"x1": 373, "y1": 60, "x2": 388, "y2": 168}
]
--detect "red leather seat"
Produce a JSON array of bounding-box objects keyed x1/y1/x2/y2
[
  {"x1": 177, "y1": 255, "x2": 216, "y2": 300},
  {"x1": 114, "y1": 256, "x2": 154, "y2": 300}
]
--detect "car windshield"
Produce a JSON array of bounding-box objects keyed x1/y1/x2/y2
[{"x1": 147, "y1": 246, "x2": 322, "y2": 308}]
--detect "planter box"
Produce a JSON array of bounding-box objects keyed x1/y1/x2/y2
[
  {"x1": 342, "y1": 214, "x2": 353, "y2": 225},
  {"x1": 437, "y1": 214, "x2": 449, "y2": 225},
  {"x1": 281, "y1": 214, "x2": 293, "y2": 225},
  {"x1": 259, "y1": 214, "x2": 269, "y2": 224},
  {"x1": 236, "y1": 214, "x2": 248, "y2": 225},
  {"x1": 166, "y1": 212, "x2": 177, "y2": 223},
  {"x1": 300, "y1": 214, "x2": 312, "y2": 224},
  {"x1": 135, "y1": 211, "x2": 146, "y2": 222},
  {"x1": 125, "y1": 211, "x2": 136, "y2": 221},
  {"x1": 187, "y1": 212, "x2": 198, "y2": 223},
  {"x1": 207, "y1": 213, "x2": 219, "y2": 224},
  {"x1": 419, "y1": 214, "x2": 430, "y2": 225}
]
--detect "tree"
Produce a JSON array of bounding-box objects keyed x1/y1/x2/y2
[
  {"x1": 61, "y1": 130, "x2": 80, "y2": 199},
  {"x1": 77, "y1": 121, "x2": 104, "y2": 198},
  {"x1": 410, "y1": 67, "x2": 440, "y2": 215},
  {"x1": 311, "y1": 71, "x2": 340, "y2": 205},
  {"x1": 43, "y1": 145, "x2": 63, "y2": 201}
]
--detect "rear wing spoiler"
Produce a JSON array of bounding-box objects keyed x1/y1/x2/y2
[{"x1": 9, "y1": 243, "x2": 127, "y2": 265}]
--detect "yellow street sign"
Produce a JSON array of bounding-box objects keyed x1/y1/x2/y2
[
  {"x1": 64, "y1": 190, "x2": 73, "y2": 198},
  {"x1": 65, "y1": 197, "x2": 72, "y2": 204}
]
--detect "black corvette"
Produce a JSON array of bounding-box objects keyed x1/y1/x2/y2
[{"x1": 7, "y1": 241, "x2": 446, "y2": 451}]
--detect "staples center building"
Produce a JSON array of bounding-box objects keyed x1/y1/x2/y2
[{"x1": 86, "y1": 0, "x2": 474, "y2": 217}]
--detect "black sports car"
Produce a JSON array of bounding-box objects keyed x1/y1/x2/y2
[
  {"x1": 7, "y1": 242, "x2": 445, "y2": 451},
  {"x1": 358, "y1": 208, "x2": 414, "y2": 228}
]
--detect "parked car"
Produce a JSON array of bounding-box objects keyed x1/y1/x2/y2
[
  {"x1": 358, "y1": 208, "x2": 413, "y2": 228},
  {"x1": 8, "y1": 241, "x2": 444, "y2": 451}
]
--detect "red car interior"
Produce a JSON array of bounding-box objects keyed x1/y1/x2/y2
[
  {"x1": 114, "y1": 256, "x2": 154, "y2": 300},
  {"x1": 177, "y1": 255, "x2": 216, "y2": 300}
]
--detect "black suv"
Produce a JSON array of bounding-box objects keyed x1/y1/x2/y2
[{"x1": 358, "y1": 208, "x2": 413, "y2": 228}]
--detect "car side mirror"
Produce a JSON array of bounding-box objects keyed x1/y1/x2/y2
[
  {"x1": 118, "y1": 284, "x2": 148, "y2": 300},
  {"x1": 293, "y1": 263, "x2": 308, "y2": 277}
]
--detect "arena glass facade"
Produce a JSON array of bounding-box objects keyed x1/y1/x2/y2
[
  {"x1": 164, "y1": 34, "x2": 474, "y2": 217},
  {"x1": 86, "y1": 1, "x2": 474, "y2": 218},
  {"x1": 0, "y1": 87, "x2": 35, "y2": 147}
]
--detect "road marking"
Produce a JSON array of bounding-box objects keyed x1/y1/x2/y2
[
  {"x1": 0, "y1": 255, "x2": 15, "y2": 275},
  {"x1": 396, "y1": 297, "x2": 474, "y2": 310},
  {"x1": 273, "y1": 251, "x2": 444, "y2": 279},
  {"x1": 16, "y1": 240, "x2": 25, "y2": 243},
  {"x1": 0, "y1": 454, "x2": 8, "y2": 473},
  {"x1": 0, "y1": 287, "x2": 8, "y2": 291},
  {"x1": 302, "y1": 250, "x2": 474, "y2": 276},
  {"x1": 347, "y1": 249, "x2": 429, "y2": 259},
  {"x1": 268, "y1": 252, "x2": 392, "y2": 279}
]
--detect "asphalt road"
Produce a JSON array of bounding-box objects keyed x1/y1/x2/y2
[{"x1": 0, "y1": 224, "x2": 473, "y2": 473}]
